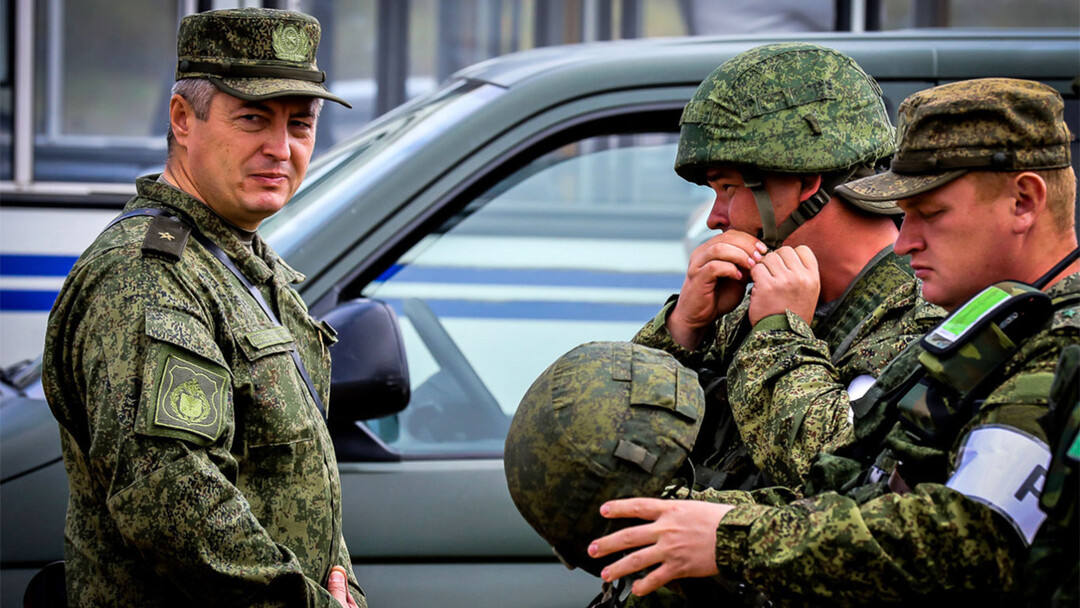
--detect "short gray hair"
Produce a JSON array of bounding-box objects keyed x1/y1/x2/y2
[{"x1": 166, "y1": 78, "x2": 218, "y2": 156}]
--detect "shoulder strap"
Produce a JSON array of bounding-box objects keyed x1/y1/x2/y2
[
  {"x1": 103, "y1": 207, "x2": 176, "y2": 232},
  {"x1": 110, "y1": 208, "x2": 328, "y2": 419},
  {"x1": 1033, "y1": 247, "x2": 1079, "y2": 290}
]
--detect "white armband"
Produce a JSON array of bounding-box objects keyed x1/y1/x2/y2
[
  {"x1": 846, "y1": 374, "x2": 876, "y2": 425},
  {"x1": 946, "y1": 424, "x2": 1051, "y2": 545}
]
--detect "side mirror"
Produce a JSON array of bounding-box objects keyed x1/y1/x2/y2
[{"x1": 322, "y1": 298, "x2": 410, "y2": 423}]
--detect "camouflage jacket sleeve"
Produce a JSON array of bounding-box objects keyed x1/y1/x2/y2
[
  {"x1": 632, "y1": 295, "x2": 715, "y2": 369},
  {"x1": 708, "y1": 304, "x2": 1077, "y2": 605},
  {"x1": 726, "y1": 282, "x2": 943, "y2": 489},
  {"x1": 632, "y1": 294, "x2": 750, "y2": 372},
  {"x1": 60, "y1": 249, "x2": 352, "y2": 608}
]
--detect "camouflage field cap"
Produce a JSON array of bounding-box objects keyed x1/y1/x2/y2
[
  {"x1": 675, "y1": 42, "x2": 895, "y2": 211},
  {"x1": 837, "y1": 78, "x2": 1072, "y2": 202},
  {"x1": 175, "y1": 8, "x2": 351, "y2": 108},
  {"x1": 504, "y1": 341, "x2": 705, "y2": 577}
]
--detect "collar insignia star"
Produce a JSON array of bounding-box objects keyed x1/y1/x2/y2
[{"x1": 159, "y1": 231, "x2": 175, "y2": 241}]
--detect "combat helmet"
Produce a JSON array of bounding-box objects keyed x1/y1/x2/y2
[
  {"x1": 504, "y1": 341, "x2": 705, "y2": 578},
  {"x1": 675, "y1": 42, "x2": 897, "y2": 248}
]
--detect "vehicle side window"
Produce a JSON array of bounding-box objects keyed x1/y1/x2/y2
[{"x1": 361, "y1": 131, "x2": 711, "y2": 457}]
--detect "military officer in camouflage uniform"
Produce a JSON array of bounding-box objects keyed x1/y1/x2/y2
[
  {"x1": 633, "y1": 42, "x2": 943, "y2": 492},
  {"x1": 42, "y1": 8, "x2": 365, "y2": 607},
  {"x1": 591, "y1": 78, "x2": 1079, "y2": 605}
]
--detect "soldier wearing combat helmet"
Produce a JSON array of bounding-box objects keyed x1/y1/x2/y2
[
  {"x1": 633, "y1": 43, "x2": 943, "y2": 499},
  {"x1": 42, "y1": 8, "x2": 364, "y2": 607},
  {"x1": 593, "y1": 78, "x2": 1079, "y2": 605}
]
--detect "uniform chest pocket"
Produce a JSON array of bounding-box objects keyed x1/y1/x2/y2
[{"x1": 235, "y1": 325, "x2": 317, "y2": 448}]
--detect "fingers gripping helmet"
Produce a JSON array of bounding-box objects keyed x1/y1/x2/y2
[
  {"x1": 675, "y1": 42, "x2": 898, "y2": 248},
  {"x1": 504, "y1": 341, "x2": 705, "y2": 577}
]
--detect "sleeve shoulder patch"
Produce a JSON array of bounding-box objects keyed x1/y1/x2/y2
[
  {"x1": 138, "y1": 350, "x2": 228, "y2": 446},
  {"x1": 139, "y1": 305, "x2": 230, "y2": 446}
]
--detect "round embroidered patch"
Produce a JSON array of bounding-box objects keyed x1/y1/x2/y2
[{"x1": 272, "y1": 24, "x2": 311, "y2": 62}]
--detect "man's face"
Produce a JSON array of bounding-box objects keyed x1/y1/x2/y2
[
  {"x1": 183, "y1": 92, "x2": 318, "y2": 230},
  {"x1": 895, "y1": 173, "x2": 1017, "y2": 311},
  {"x1": 704, "y1": 166, "x2": 801, "y2": 235}
]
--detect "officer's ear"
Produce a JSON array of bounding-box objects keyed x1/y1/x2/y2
[
  {"x1": 798, "y1": 174, "x2": 824, "y2": 202},
  {"x1": 169, "y1": 94, "x2": 195, "y2": 147},
  {"x1": 1011, "y1": 171, "x2": 1048, "y2": 235}
]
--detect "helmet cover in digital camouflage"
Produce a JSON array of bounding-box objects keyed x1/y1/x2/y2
[
  {"x1": 176, "y1": 8, "x2": 351, "y2": 107},
  {"x1": 837, "y1": 78, "x2": 1072, "y2": 202},
  {"x1": 504, "y1": 341, "x2": 705, "y2": 577},
  {"x1": 675, "y1": 43, "x2": 895, "y2": 213}
]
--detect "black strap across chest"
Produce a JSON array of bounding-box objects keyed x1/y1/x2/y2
[{"x1": 106, "y1": 208, "x2": 328, "y2": 419}]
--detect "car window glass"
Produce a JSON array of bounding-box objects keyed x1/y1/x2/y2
[
  {"x1": 263, "y1": 81, "x2": 502, "y2": 255},
  {"x1": 361, "y1": 131, "x2": 712, "y2": 457}
]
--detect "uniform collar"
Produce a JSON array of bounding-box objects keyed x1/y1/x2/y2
[
  {"x1": 135, "y1": 174, "x2": 283, "y2": 284},
  {"x1": 1047, "y1": 272, "x2": 1080, "y2": 299},
  {"x1": 812, "y1": 246, "x2": 911, "y2": 344}
]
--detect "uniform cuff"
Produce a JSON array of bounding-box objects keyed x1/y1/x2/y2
[
  {"x1": 632, "y1": 295, "x2": 716, "y2": 366},
  {"x1": 714, "y1": 504, "x2": 772, "y2": 579},
  {"x1": 747, "y1": 310, "x2": 814, "y2": 340}
]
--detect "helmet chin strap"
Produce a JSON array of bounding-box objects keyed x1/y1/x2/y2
[{"x1": 744, "y1": 167, "x2": 861, "y2": 250}]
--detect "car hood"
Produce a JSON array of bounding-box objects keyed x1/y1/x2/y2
[{"x1": 0, "y1": 374, "x2": 62, "y2": 482}]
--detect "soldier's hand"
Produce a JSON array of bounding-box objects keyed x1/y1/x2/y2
[
  {"x1": 327, "y1": 566, "x2": 360, "y2": 608},
  {"x1": 748, "y1": 245, "x2": 820, "y2": 326},
  {"x1": 588, "y1": 498, "x2": 734, "y2": 596},
  {"x1": 668, "y1": 230, "x2": 766, "y2": 349}
]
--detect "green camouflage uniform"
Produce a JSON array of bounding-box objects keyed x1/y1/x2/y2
[
  {"x1": 41, "y1": 8, "x2": 361, "y2": 606},
  {"x1": 1024, "y1": 344, "x2": 1080, "y2": 606},
  {"x1": 633, "y1": 43, "x2": 943, "y2": 493},
  {"x1": 42, "y1": 177, "x2": 364, "y2": 607},
  {"x1": 634, "y1": 250, "x2": 943, "y2": 490},
  {"x1": 705, "y1": 273, "x2": 1079, "y2": 606},
  {"x1": 699, "y1": 78, "x2": 1079, "y2": 606}
]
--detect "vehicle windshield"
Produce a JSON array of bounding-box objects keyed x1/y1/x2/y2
[{"x1": 261, "y1": 80, "x2": 505, "y2": 255}]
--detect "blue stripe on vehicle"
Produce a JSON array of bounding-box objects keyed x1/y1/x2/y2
[
  {"x1": 375, "y1": 264, "x2": 683, "y2": 289},
  {"x1": 0, "y1": 290, "x2": 58, "y2": 312},
  {"x1": 0, "y1": 261, "x2": 679, "y2": 316},
  {"x1": 374, "y1": 264, "x2": 405, "y2": 282},
  {"x1": 383, "y1": 298, "x2": 658, "y2": 322},
  {"x1": 0, "y1": 254, "x2": 78, "y2": 277}
]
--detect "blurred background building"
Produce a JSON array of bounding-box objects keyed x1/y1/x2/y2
[
  {"x1": 0, "y1": 0, "x2": 1077, "y2": 366},
  {"x1": 4, "y1": 0, "x2": 1078, "y2": 188}
]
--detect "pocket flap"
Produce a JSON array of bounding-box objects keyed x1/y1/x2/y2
[
  {"x1": 628, "y1": 350, "x2": 700, "y2": 423},
  {"x1": 145, "y1": 306, "x2": 226, "y2": 368},
  {"x1": 237, "y1": 325, "x2": 296, "y2": 361}
]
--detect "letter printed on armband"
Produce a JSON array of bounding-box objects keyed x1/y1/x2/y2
[{"x1": 946, "y1": 424, "x2": 1052, "y2": 545}]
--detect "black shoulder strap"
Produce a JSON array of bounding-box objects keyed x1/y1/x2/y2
[
  {"x1": 1033, "y1": 247, "x2": 1079, "y2": 290},
  {"x1": 103, "y1": 207, "x2": 176, "y2": 231},
  {"x1": 110, "y1": 208, "x2": 328, "y2": 419},
  {"x1": 141, "y1": 215, "x2": 190, "y2": 261}
]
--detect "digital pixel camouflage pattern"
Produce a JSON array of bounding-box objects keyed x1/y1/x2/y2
[
  {"x1": 504, "y1": 341, "x2": 705, "y2": 577},
  {"x1": 42, "y1": 177, "x2": 365, "y2": 607},
  {"x1": 1024, "y1": 344, "x2": 1080, "y2": 606},
  {"x1": 674, "y1": 42, "x2": 894, "y2": 185},
  {"x1": 634, "y1": 248, "x2": 944, "y2": 491},
  {"x1": 837, "y1": 78, "x2": 1072, "y2": 202},
  {"x1": 175, "y1": 8, "x2": 350, "y2": 107},
  {"x1": 703, "y1": 273, "x2": 1080, "y2": 606}
]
